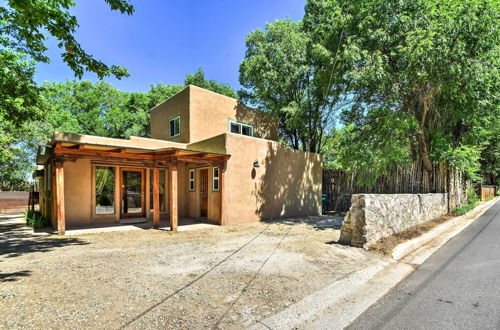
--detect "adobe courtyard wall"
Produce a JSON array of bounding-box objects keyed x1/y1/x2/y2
[
  {"x1": 339, "y1": 193, "x2": 449, "y2": 249},
  {"x1": 223, "y1": 133, "x2": 322, "y2": 224}
]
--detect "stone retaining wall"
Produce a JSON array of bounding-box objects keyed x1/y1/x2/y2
[{"x1": 339, "y1": 193, "x2": 448, "y2": 249}]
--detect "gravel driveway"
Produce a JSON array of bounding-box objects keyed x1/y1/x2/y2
[{"x1": 0, "y1": 214, "x2": 382, "y2": 329}]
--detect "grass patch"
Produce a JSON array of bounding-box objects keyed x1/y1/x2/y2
[
  {"x1": 370, "y1": 215, "x2": 454, "y2": 255},
  {"x1": 451, "y1": 202, "x2": 479, "y2": 216},
  {"x1": 24, "y1": 209, "x2": 49, "y2": 229}
]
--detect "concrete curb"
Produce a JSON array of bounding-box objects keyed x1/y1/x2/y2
[{"x1": 391, "y1": 197, "x2": 499, "y2": 261}]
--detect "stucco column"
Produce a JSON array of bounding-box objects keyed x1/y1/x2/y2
[
  {"x1": 169, "y1": 165, "x2": 178, "y2": 232},
  {"x1": 54, "y1": 161, "x2": 65, "y2": 235}
]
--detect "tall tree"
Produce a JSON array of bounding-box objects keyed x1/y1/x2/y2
[
  {"x1": 304, "y1": 0, "x2": 499, "y2": 177},
  {"x1": 239, "y1": 19, "x2": 350, "y2": 153}
]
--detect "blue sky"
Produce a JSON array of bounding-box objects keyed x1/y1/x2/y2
[{"x1": 34, "y1": 0, "x2": 305, "y2": 93}]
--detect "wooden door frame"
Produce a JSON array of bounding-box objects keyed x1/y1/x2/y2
[{"x1": 120, "y1": 167, "x2": 146, "y2": 218}]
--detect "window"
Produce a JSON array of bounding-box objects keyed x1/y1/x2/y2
[
  {"x1": 213, "y1": 167, "x2": 220, "y2": 191},
  {"x1": 169, "y1": 116, "x2": 180, "y2": 137},
  {"x1": 95, "y1": 166, "x2": 115, "y2": 215},
  {"x1": 189, "y1": 169, "x2": 195, "y2": 191},
  {"x1": 228, "y1": 120, "x2": 253, "y2": 137}
]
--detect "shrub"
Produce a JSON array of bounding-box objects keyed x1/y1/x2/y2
[
  {"x1": 451, "y1": 203, "x2": 477, "y2": 216},
  {"x1": 24, "y1": 209, "x2": 49, "y2": 229},
  {"x1": 467, "y1": 185, "x2": 479, "y2": 204}
]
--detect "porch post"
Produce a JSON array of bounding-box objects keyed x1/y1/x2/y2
[
  {"x1": 153, "y1": 167, "x2": 160, "y2": 228},
  {"x1": 54, "y1": 161, "x2": 65, "y2": 235},
  {"x1": 220, "y1": 164, "x2": 226, "y2": 225},
  {"x1": 169, "y1": 165, "x2": 178, "y2": 232},
  {"x1": 114, "y1": 166, "x2": 120, "y2": 223}
]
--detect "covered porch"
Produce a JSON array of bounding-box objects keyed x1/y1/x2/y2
[{"x1": 39, "y1": 140, "x2": 229, "y2": 235}]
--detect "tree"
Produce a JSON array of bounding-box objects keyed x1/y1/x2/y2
[
  {"x1": 0, "y1": 0, "x2": 135, "y2": 190},
  {"x1": 304, "y1": 0, "x2": 499, "y2": 177},
  {"x1": 0, "y1": 52, "x2": 44, "y2": 190},
  {"x1": 0, "y1": 0, "x2": 133, "y2": 79},
  {"x1": 239, "y1": 19, "x2": 351, "y2": 153},
  {"x1": 185, "y1": 67, "x2": 236, "y2": 98}
]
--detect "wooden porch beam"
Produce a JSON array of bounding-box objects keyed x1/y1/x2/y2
[
  {"x1": 54, "y1": 146, "x2": 155, "y2": 160},
  {"x1": 153, "y1": 167, "x2": 160, "y2": 228},
  {"x1": 169, "y1": 166, "x2": 178, "y2": 232},
  {"x1": 55, "y1": 162, "x2": 65, "y2": 235}
]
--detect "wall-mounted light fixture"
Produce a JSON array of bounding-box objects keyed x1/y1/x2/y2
[
  {"x1": 38, "y1": 143, "x2": 53, "y2": 155},
  {"x1": 253, "y1": 160, "x2": 260, "y2": 168}
]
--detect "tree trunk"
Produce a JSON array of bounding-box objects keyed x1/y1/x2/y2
[{"x1": 418, "y1": 99, "x2": 434, "y2": 172}]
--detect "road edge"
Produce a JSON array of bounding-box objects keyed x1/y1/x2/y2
[{"x1": 247, "y1": 198, "x2": 499, "y2": 330}]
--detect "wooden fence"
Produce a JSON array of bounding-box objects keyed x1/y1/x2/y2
[
  {"x1": 323, "y1": 161, "x2": 468, "y2": 213},
  {"x1": 0, "y1": 191, "x2": 29, "y2": 214},
  {"x1": 478, "y1": 185, "x2": 496, "y2": 201}
]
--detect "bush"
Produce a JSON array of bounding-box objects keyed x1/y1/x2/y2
[
  {"x1": 24, "y1": 209, "x2": 49, "y2": 229},
  {"x1": 451, "y1": 203, "x2": 478, "y2": 216},
  {"x1": 467, "y1": 185, "x2": 479, "y2": 204}
]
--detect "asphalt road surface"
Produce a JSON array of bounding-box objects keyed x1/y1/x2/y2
[{"x1": 348, "y1": 200, "x2": 500, "y2": 330}]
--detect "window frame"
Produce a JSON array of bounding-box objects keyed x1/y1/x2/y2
[
  {"x1": 188, "y1": 169, "x2": 195, "y2": 191},
  {"x1": 228, "y1": 120, "x2": 253, "y2": 137},
  {"x1": 169, "y1": 115, "x2": 181, "y2": 138},
  {"x1": 94, "y1": 165, "x2": 116, "y2": 216},
  {"x1": 212, "y1": 167, "x2": 220, "y2": 192}
]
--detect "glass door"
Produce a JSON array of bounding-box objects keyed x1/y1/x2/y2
[{"x1": 121, "y1": 169, "x2": 145, "y2": 218}]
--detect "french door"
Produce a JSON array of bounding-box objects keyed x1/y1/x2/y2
[{"x1": 120, "y1": 168, "x2": 145, "y2": 218}]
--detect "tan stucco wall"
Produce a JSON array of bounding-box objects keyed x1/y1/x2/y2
[
  {"x1": 189, "y1": 85, "x2": 279, "y2": 143},
  {"x1": 223, "y1": 133, "x2": 322, "y2": 224},
  {"x1": 64, "y1": 159, "x2": 92, "y2": 227},
  {"x1": 150, "y1": 87, "x2": 190, "y2": 143},
  {"x1": 149, "y1": 85, "x2": 279, "y2": 144}
]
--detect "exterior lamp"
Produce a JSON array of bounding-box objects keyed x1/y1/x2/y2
[
  {"x1": 253, "y1": 160, "x2": 260, "y2": 168},
  {"x1": 38, "y1": 143, "x2": 52, "y2": 155}
]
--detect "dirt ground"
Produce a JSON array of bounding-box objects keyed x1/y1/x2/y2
[{"x1": 0, "y1": 215, "x2": 384, "y2": 329}]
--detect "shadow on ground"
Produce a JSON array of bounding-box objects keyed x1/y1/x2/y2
[
  {"x1": 0, "y1": 270, "x2": 32, "y2": 282},
  {"x1": 0, "y1": 216, "x2": 89, "y2": 259},
  {"x1": 263, "y1": 215, "x2": 344, "y2": 230}
]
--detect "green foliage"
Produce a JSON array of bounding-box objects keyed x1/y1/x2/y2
[
  {"x1": 0, "y1": 0, "x2": 133, "y2": 79},
  {"x1": 467, "y1": 185, "x2": 479, "y2": 205},
  {"x1": 24, "y1": 209, "x2": 49, "y2": 229},
  {"x1": 452, "y1": 185, "x2": 480, "y2": 215},
  {"x1": 301, "y1": 0, "x2": 499, "y2": 182},
  {"x1": 239, "y1": 19, "x2": 349, "y2": 153},
  {"x1": 328, "y1": 109, "x2": 416, "y2": 184},
  {"x1": 451, "y1": 202, "x2": 478, "y2": 216},
  {"x1": 185, "y1": 68, "x2": 236, "y2": 98}
]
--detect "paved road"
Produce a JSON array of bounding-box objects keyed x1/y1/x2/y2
[{"x1": 348, "y1": 200, "x2": 500, "y2": 330}]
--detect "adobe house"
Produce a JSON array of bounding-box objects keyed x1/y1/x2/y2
[{"x1": 35, "y1": 85, "x2": 322, "y2": 235}]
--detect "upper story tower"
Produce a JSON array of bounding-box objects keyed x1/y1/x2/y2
[{"x1": 150, "y1": 85, "x2": 279, "y2": 144}]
